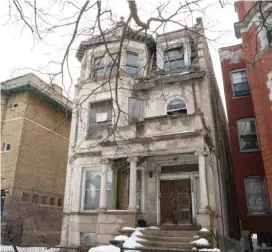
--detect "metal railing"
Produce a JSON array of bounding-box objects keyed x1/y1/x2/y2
[{"x1": 0, "y1": 245, "x2": 88, "y2": 252}]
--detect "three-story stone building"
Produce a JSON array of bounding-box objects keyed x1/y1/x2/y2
[{"x1": 61, "y1": 18, "x2": 240, "y2": 247}]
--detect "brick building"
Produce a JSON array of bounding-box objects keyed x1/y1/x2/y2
[
  {"x1": 1, "y1": 73, "x2": 72, "y2": 245},
  {"x1": 219, "y1": 1, "x2": 272, "y2": 248}
]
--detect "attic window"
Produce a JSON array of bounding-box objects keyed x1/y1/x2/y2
[
  {"x1": 167, "y1": 99, "x2": 187, "y2": 115},
  {"x1": 164, "y1": 47, "x2": 185, "y2": 70}
]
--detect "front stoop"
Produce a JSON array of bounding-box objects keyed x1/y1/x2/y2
[{"x1": 137, "y1": 228, "x2": 200, "y2": 249}]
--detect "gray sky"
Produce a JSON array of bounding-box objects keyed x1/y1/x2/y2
[{"x1": 0, "y1": 0, "x2": 240, "y2": 104}]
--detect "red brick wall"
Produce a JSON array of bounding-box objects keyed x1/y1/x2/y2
[
  {"x1": 235, "y1": 1, "x2": 257, "y2": 21},
  {"x1": 220, "y1": 44, "x2": 272, "y2": 233},
  {"x1": 237, "y1": 7, "x2": 272, "y2": 208}
]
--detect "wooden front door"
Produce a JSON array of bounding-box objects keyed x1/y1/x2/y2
[{"x1": 160, "y1": 179, "x2": 192, "y2": 224}]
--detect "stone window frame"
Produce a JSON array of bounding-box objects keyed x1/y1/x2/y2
[
  {"x1": 244, "y1": 176, "x2": 270, "y2": 215},
  {"x1": 2, "y1": 141, "x2": 11, "y2": 153},
  {"x1": 125, "y1": 51, "x2": 140, "y2": 75},
  {"x1": 81, "y1": 167, "x2": 113, "y2": 212},
  {"x1": 237, "y1": 117, "x2": 260, "y2": 152},
  {"x1": 163, "y1": 46, "x2": 185, "y2": 70},
  {"x1": 230, "y1": 68, "x2": 250, "y2": 98},
  {"x1": 91, "y1": 50, "x2": 120, "y2": 79},
  {"x1": 165, "y1": 96, "x2": 188, "y2": 115},
  {"x1": 86, "y1": 98, "x2": 113, "y2": 139}
]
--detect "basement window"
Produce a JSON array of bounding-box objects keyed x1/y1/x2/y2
[
  {"x1": 2, "y1": 142, "x2": 11, "y2": 152},
  {"x1": 167, "y1": 99, "x2": 187, "y2": 115},
  {"x1": 22, "y1": 193, "x2": 29, "y2": 202}
]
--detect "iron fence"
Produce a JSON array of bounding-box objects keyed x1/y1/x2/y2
[{"x1": 0, "y1": 245, "x2": 88, "y2": 252}]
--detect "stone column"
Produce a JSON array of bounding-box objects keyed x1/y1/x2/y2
[
  {"x1": 198, "y1": 152, "x2": 209, "y2": 209},
  {"x1": 99, "y1": 159, "x2": 109, "y2": 210},
  {"x1": 127, "y1": 156, "x2": 138, "y2": 210},
  {"x1": 195, "y1": 150, "x2": 210, "y2": 228}
]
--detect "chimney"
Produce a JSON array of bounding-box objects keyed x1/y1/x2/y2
[{"x1": 52, "y1": 84, "x2": 63, "y2": 98}]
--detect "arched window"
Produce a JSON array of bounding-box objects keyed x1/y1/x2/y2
[{"x1": 167, "y1": 98, "x2": 187, "y2": 115}]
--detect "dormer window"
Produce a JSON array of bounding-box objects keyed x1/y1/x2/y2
[
  {"x1": 167, "y1": 99, "x2": 187, "y2": 115},
  {"x1": 126, "y1": 52, "x2": 139, "y2": 75},
  {"x1": 164, "y1": 47, "x2": 185, "y2": 70},
  {"x1": 94, "y1": 57, "x2": 104, "y2": 77}
]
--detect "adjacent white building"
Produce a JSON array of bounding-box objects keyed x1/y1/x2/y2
[{"x1": 61, "y1": 18, "x2": 240, "y2": 247}]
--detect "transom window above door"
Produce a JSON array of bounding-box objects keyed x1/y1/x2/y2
[
  {"x1": 230, "y1": 69, "x2": 250, "y2": 97},
  {"x1": 167, "y1": 99, "x2": 187, "y2": 115},
  {"x1": 164, "y1": 47, "x2": 185, "y2": 70}
]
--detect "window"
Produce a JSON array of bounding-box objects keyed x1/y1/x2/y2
[
  {"x1": 128, "y1": 98, "x2": 144, "y2": 122},
  {"x1": 57, "y1": 198, "x2": 62, "y2": 207},
  {"x1": 50, "y1": 197, "x2": 55, "y2": 206},
  {"x1": 267, "y1": 29, "x2": 272, "y2": 46},
  {"x1": 94, "y1": 57, "x2": 104, "y2": 77},
  {"x1": 83, "y1": 169, "x2": 101, "y2": 210},
  {"x1": 136, "y1": 169, "x2": 144, "y2": 211},
  {"x1": 106, "y1": 53, "x2": 118, "y2": 76},
  {"x1": 237, "y1": 118, "x2": 259, "y2": 151},
  {"x1": 88, "y1": 100, "x2": 112, "y2": 138},
  {"x1": 32, "y1": 194, "x2": 39, "y2": 204},
  {"x1": 245, "y1": 177, "x2": 270, "y2": 215},
  {"x1": 164, "y1": 47, "x2": 185, "y2": 70},
  {"x1": 231, "y1": 69, "x2": 250, "y2": 97},
  {"x1": 13, "y1": 104, "x2": 18, "y2": 108},
  {"x1": 167, "y1": 99, "x2": 187, "y2": 115},
  {"x1": 82, "y1": 168, "x2": 113, "y2": 210},
  {"x1": 41, "y1": 196, "x2": 48, "y2": 205},
  {"x1": 22, "y1": 193, "x2": 29, "y2": 202},
  {"x1": 2, "y1": 142, "x2": 11, "y2": 152},
  {"x1": 126, "y1": 52, "x2": 139, "y2": 75}
]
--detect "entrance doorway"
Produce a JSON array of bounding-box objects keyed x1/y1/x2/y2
[{"x1": 160, "y1": 179, "x2": 192, "y2": 224}]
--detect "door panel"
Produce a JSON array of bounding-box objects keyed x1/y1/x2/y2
[
  {"x1": 160, "y1": 179, "x2": 192, "y2": 225},
  {"x1": 160, "y1": 180, "x2": 175, "y2": 224},
  {"x1": 175, "y1": 179, "x2": 192, "y2": 224}
]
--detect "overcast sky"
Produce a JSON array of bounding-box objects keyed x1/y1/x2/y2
[{"x1": 0, "y1": 0, "x2": 240, "y2": 105}]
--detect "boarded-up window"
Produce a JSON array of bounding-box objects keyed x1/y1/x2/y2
[
  {"x1": 245, "y1": 177, "x2": 270, "y2": 215},
  {"x1": 87, "y1": 100, "x2": 112, "y2": 138},
  {"x1": 128, "y1": 98, "x2": 144, "y2": 122}
]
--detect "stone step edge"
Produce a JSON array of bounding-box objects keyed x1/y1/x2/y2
[{"x1": 137, "y1": 234, "x2": 195, "y2": 241}]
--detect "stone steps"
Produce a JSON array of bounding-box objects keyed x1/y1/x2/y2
[
  {"x1": 137, "y1": 240, "x2": 195, "y2": 249},
  {"x1": 136, "y1": 227, "x2": 199, "y2": 250},
  {"x1": 141, "y1": 229, "x2": 198, "y2": 237},
  {"x1": 137, "y1": 234, "x2": 195, "y2": 243}
]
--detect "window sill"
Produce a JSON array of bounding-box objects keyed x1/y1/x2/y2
[
  {"x1": 247, "y1": 213, "x2": 271, "y2": 217},
  {"x1": 232, "y1": 95, "x2": 251, "y2": 99},
  {"x1": 239, "y1": 149, "x2": 260, "y2": 153},
  {"x1": 80, "y1": 210, "x2": 98, "y2": 214}
]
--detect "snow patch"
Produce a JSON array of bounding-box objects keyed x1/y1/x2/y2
[
  {"x1": 145, "y1": 226, "x2": 160, "y2": 229},
  {"x1": 122, "y1": 227, "x2": 136, "y2": 231},
  {"x1": 219, "y1": 49, "x2": 244, "y2": 64},
  {"x1": 193, "y1": 235, "x2": 200, "y2": 238},
  {"x1": 199, "y1": 249, "x2": 221, "y2": 252},
  {"x1": 190, "y1": 238, "x2": 210, "y2": 246},
  {"x1": 199, "y1": 228, "x2": 209, "y2": 232},
  {"x1": 89, "y1": 245, "x2": 119, "y2": 252},
  {"x1": 192, "y1": 247, "x2": 197, "y2": 251},
  {"x1": 114, "y1": 235, "x2": 129, "y2": 241}
]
